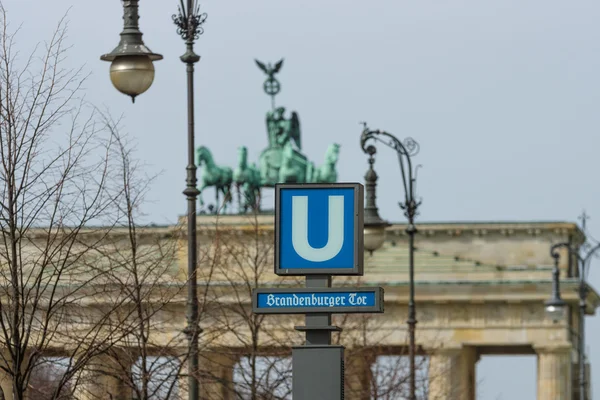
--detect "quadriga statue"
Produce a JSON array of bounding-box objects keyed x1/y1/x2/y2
[{"x1": 197, "y1": 58, "x2": 343, "y2": 214}]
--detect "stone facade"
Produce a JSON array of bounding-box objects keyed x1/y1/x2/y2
[{"x1": 4, "y1": 218, "x2": 598, "y2": 399}]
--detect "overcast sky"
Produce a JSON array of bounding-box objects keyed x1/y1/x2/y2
[{"x1": 8, "y1": 0, "x2": 600, "y2": 398}]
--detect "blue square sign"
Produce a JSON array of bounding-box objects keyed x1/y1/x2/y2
[{"x1": 274, "y1": 183, "x2": 364, "y2": 276}]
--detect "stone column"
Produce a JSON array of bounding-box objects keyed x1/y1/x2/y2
[
  {"x1": 74, "y1": 350, "x2": 133, "y2": 400},
  {"x1": 428, "y1": 346, "x2": 477, "y2": 400},
  {"x1": 199, "y1": 351, "x2": 238, "y2": 400},
  {"x1": 536, "y1": 346, "x2": 572, "y2": 400},
  {"x1": 345, "y1": 350, "x2": 375, "y2": 400}
]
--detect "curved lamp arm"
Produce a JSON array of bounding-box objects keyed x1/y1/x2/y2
[
  {"x1": 551, "y1": 240, "x2": 600, "y2": 299},
  {"x1": 549, "y1": 242, "x2": 574, "y2": 293},
  {"x1": 550, "y1": 242, "x2": 571, "y2": 260},
  {"x1": 360, "y1": 122, "x2": 421, "y2": 222},
  {"x1": 576, "y1": 241, "x2": 600, "y2": 306},
  {"x1": 581, "y1": 241, "x2": 600, "y2": 270}
]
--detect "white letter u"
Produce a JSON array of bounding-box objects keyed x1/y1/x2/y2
[{"x1": 291, "y1": 195, "x2": 344, "y2": 262}]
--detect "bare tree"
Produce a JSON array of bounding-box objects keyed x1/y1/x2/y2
[
  {"x1": 0, "y1": 6, "x2": 137, "y2": 399},
  {"x1": 67, "y1": 112, "x2": 222, "y2": 400}
]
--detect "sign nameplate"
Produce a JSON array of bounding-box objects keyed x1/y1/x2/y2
[{"x1": 252, "y1": 287, "x2": 384, "y2": 314}]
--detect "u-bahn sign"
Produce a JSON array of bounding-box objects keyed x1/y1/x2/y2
[
  {"x1": 253, "y1": 287, "x2": 384, "y2": 314},
  {"x1": 253, "y1": 182, "x2": 383, "y2": 400},
  {"x1": 274, "y1": 183, "x2": 364, "y2": 276}
]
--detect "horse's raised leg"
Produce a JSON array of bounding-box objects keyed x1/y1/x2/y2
[
  {"x1": 236, "y1": 183, "x2": 242, "y2": 213},
  {"x1": 198, "y1": 183, "x2": 206, "y2": 207},
  {"x1": 215, "y1": 187, "x2": 221, "y2": 214},
  {"x1": 255, "y1": 188, "x2": 262, "y2": 212},
  {"x1": 222, "y1": 185, "x2": 232, "y2": 214},
  {"x1": 220, "y1": 187, "x2": 228, "y2": 214}
]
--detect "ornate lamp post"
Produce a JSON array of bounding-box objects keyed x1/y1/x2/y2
[
  {"x1": 360, "y1": 123, "x2": 421, "y2": 400},
  {"x1": 100, "y1": 1, "x2": 207, "y2": 399},
  {"x1": 545, "y1": 245, "x2": 567, "y2": 322},
  {"x1": 547, "y1": 213, "x2": 600, "y2": 400}
]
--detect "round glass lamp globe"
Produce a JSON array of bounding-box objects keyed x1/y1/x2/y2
[
  {"x1": 364, "y1": 226, "x2": 386, "y2": 253},
  {"x1": 545, "y1": 303, "x2": 566, "y2": 322},
  {"x1": 109, "y1": 55, "x2": 155, "y2": 100}
]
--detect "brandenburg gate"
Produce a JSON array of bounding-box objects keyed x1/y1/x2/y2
[{"x1": 4, "y1": 217, "x2": 596, "y2": 400}]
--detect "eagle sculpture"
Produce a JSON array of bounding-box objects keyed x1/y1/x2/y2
[{"x1": 255, "y1": 59, "x2": 284, "y2": 77}]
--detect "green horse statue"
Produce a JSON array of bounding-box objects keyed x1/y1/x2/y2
[
  {"x1": 196, "y1": 146, "x2": 233, "y2": 212},
  {"x1": 233, "y1": 146, "x2": 261, "y2": 212},
  {"x1": 313, "y1": 143, "x2": 340, "y2": 183}
]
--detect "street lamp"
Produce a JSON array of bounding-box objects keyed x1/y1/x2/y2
[
  {"x1": 545, "y1": 246, "x2": 567, "y2": 322},
  {"x1": 547, "y1": 214, "x2": 600, "y2": 400},
  {"x1": 360, "y1": 122, "x2": 421, "y2": 400},
  {"x1": 101, "y1": 1, "x2": 207, "y2": 399},
  {"x1": 100, "y1": 0, "x2": 163, "y2": 102}
]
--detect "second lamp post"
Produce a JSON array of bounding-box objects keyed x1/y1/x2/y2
[
  {"x1": 361, "y1": 123, "x2": 421, "y2": 400},
  {"x1": 100, "y1": 1, "x2": 207, "y2": 399},
  {"x1": 545, "y1": 215, "x2": 600, "y2": 400}
]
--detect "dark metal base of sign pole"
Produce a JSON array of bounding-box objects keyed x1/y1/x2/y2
[
  {"x1": 293, "y1": 275, "x2": 345, "y2": 399},
  {"x1": 292, "y1": 345, "x2": 345, "y2": 400}
]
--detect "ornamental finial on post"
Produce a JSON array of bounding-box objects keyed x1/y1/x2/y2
[
  {"x1": 173, "y1": 0, "x2": 207, "y2": 64},
  {"x1": 173, "y1": 0, "x2": 208, "y2": 42},
  {"x1": 359, "y1": 122, "x2": 377, "y2": 158}
]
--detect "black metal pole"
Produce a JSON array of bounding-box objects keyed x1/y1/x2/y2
[
  {"x1": 183, "y1": 43, "x2": 201, "y2": 400},
  {"x1": 407, "y1": 222, "x2": 417, "y2": 400},
  {"x1": 173, "y1": 3, "x2": 207, "y2": 399},
  {"x1": 184, "y1": 52, "x2": 200, "y2": 400},
  {"x1": 578, "y1": 274, "x2": 586, "y2": 400},
  {"x1": 174, "y1": 2, "x2": 206, "y2": 399},
  {"x1": 579, "y1": 216, "x2": 587, "y2": 400}
]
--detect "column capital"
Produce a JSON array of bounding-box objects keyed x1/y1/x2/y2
[
  {"x1": 427, "y1": 346, "x2": 465, "y2": 357},
  {"x1": 533, "y1": 344, "x2": 573, "y2": 354}
]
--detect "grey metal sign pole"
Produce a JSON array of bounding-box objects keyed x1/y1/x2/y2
[
  {"x1": 293, "y1": 275, "x2": 345, "y2": 399},
  {"x1": 251, "y1": 183, "x2": 383, "y2": 400}
]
